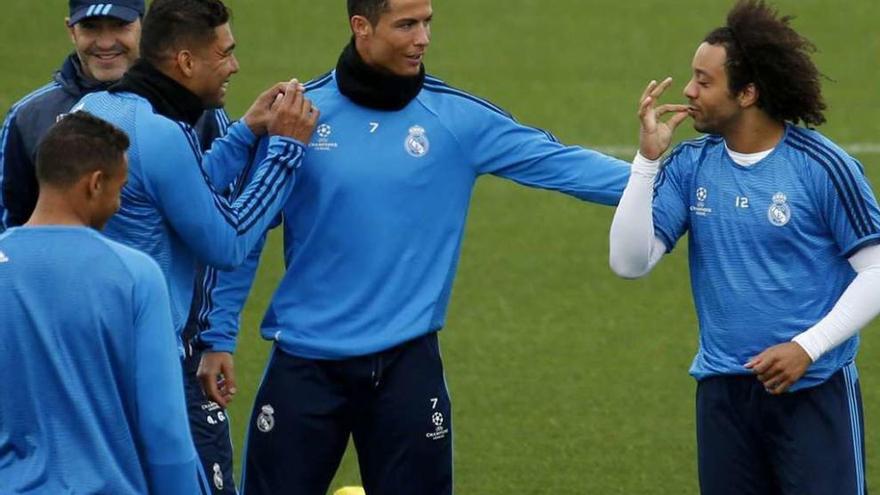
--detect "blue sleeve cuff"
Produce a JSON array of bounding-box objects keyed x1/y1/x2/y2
[{"x1": 230, "y1": 119, "x2": 258, "y2": 145}]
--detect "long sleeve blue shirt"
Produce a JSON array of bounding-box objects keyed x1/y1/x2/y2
[
  {"x1": 0, "y1": 227, "x2": 209, "y2": 494},
  {"x1": 75, "y1": 90, "x2": 304, "y2": 334},
  {"x1": 203, "y1": 72, "x2": 630, "y2": 359}
]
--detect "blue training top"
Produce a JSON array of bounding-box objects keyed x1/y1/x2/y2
[
  {"x1": 653, "y1": 125, "x2": 880, "y2": 390},
  {"x1": 0, "y1": 226, "x2": 209, "y2": 494},
  {"x1": 75, "y1": 90, "x2": 304, "y2": 336},
  {"x1": 202, "y1": 72, "x2": 631, "y2": 359}
]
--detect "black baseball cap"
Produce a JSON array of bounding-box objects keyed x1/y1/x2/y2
[{"x1": 68, "y1": 0, "x2": 145, "y2": 26}]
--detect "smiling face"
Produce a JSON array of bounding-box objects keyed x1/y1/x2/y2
[
  {"x1": 353, "y1": 0, "x2": 432, "y2": 77},
  {"x1": 67, "y1": 16, "x2": 141, "y2": 82},
  {"x1": 682, "y1": 42, "x2": 743, "y2": 135},
  {"x1": 187, "y1": 23, "x2": 239, "y2": 108}
]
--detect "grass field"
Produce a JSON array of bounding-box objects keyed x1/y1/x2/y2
[{"x1": 2, "y1": 1, "x2": 880, "y2": 493}]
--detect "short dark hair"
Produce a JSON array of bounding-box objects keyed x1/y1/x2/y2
[
  {"x1": 35, "y1": 112, "x2": 130, "y2": 187},
  {"x1": 140, "y1": 0, "x2": 231, "y2": 64},
  {"x1": 348, "y1": 0, "x2": 389, "y2": 25},
  {"x1": 704, "y1": 0, "x2": 826, "y2": 127}
]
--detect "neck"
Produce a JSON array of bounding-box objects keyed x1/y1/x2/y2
[
  {"x1": 723, "y1": 111, "x2": 785, "y2": 153},
  {"x1": 25, "y1": 190, "x2": 89, "y2": 228},
  {"x1": 335, "y1": 39, "x2": 426, "y2": 111}
]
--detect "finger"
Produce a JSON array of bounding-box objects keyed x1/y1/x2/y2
[
  {"x1": 262, "y1": 82, "x2": 288, "y2": 103},
  {"x1": 639, "y1": 80, "x2": 658, "y2": 105},
  {"x1": 655, "y1": 104, "x2": 690, "y2": 117},
  {"x1": 199, "y1": 373, "x2": 226, "y2": 407},
  {"x1": 300, "y1": 98, "x2": 313, "y2": 119},
  {"x1": 649, "y1": 77, "x2": 674, "y2": 99},
  {"x1": 638, "y1": 96, "x2": 654, "y2": 120},
  {"x1": 666, "y1": 109, "x2": 690, "y2": 131},
  {"x1": 222, "y1": 361, "x2": 237, "y2": 396},
  {"x1": 744, "y1": 356, "x2": 760, "y2": 370},
  {"x1": 757, "y1": 367, "x2": 783, "y2": 384},
  {"x1": 308, "y1": 107, "x2": 321, "y2": 126},
  {"x1": 290, "y1": 85, "x2": 305, "y2": 115}
]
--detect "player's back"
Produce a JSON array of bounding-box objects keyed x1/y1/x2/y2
[{"x1": 0, "y1": 226, "x2": 157, "y2": 494}]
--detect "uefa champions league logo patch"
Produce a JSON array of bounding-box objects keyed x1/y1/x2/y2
[
  {"x1": 405, "y1": 125, "x2": 430, "y2": 157},
  {"x1": 768, "y1": 192, "x2": 791, "y2": 226},
  {"x1": 257, "y1": 404, "x2": 275, "y2": 433}
]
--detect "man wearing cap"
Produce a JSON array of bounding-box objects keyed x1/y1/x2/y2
[
  {"x1": 0, "y1": 1, "x2": 239, "y2": 493},
  {"x1": 0, "y1": 0, "x2": 230, "y2": 230}
]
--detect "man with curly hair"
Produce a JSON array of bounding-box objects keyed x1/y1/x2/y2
[{"x1": 610, "y1": 1, "x2": 880, "y2": 493}]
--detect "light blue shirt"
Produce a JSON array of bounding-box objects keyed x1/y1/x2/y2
[
  {"x1": 0, "y1": 227, "x2": 209, "y2": 494},
  {"x1": 653, "y1": 125, "x2": 880, "y2": 390},
  {"x1": 203, "y1": 72, "x2": 631, "y2": 359}
]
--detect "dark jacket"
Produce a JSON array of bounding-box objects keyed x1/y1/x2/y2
[{"x1": 0, "y1": 54, "x2": 230, "y2": 228}]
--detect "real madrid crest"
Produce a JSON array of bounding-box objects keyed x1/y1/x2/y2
[
  {"x1": 257, "y1": 404, "x2": 275, "y2": 433},
  {"x1": 767, "y1": 192, "x2": 791, "y2": 227},
  {"x1": 212, "y1": 463, "x2": 224, "y2": 490},
  {"x1": 405, "y1": 125, "x2": 430, "y2": 158}
]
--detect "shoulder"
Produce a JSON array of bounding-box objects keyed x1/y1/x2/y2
[
  {"x1": 784, "y1": 125, "x2": 859, "y2": 172},
  {"x1": 663, "y1": 134, "x2": 724, "y2": 169},
  {"x1": 3, "y1": 82, "x2": 66, "y2": 135},
  {"x1": 303, "y1": 71, "x2": 340, "y2": 107},
  {"x1": 417, "y1": 74, "x2": 514, "y2": 120},
  {"x1": 92, "y1": 231, "x2": 165, "y2": 285}
]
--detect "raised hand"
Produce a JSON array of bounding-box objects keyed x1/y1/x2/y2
[
  {"x1": 243, "y1": 81, "x2": 293, "y2": 136},
  {"x1": 638, "y1": 77, "x2": 689, "y2": 160},
  {"x1": 267, "y1": 80, "x2": 320, "y2": 144}
]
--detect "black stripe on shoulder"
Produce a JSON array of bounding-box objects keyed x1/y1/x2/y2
[
  {"x1": 789, "y1": 128, "x2": 876, "y2": 236},
  {"x1": 305, "y1": 71, "x2": 334, "y2": 92},
  {"x1": 788, "y1": 139, "x2": 869, "y2": 238},
  {"x1": 175, "y1": 122, "x2": 203, "y2": 165},
  {"x1": 422, "y1": 80, "x2": 513, "y2": 119}
]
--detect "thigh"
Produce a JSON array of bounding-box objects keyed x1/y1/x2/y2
[
  {"x1": 182, "y1": 358, "x2": 236, "y2": 495},
  {"x1": 352, "y1": 333, "x2": 453, "y2": 495},
  {"x1": 241, "y1": 348, "x2": 351, "y2": 495},
  {"x1": 768, "y1": 364, "x2": 866, "y2": 495},
  {"x1": 696, "y1": 376, "x2": 776, "y2": 495}
]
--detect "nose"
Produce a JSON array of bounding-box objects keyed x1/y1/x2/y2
[
  {"x1": 414, "y1": 22, "x2": 430, "y2": 47},
  {"x1": 683, "y1": 79, "x2": 698, "y2": 100},
  {"x1": 229, "y1": 54, "x2": 240, "y2": 74},
  {"x1": 94, "y1": 27, "x2": 117, "y2": 50}
]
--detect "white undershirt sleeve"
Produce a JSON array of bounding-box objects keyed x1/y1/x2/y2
[
  {"x1": 609, "y1": 153, "x2": 667, "y2": 278},
  {"x1": 792, "y1": 243, "x2": 880, "y2": 361}
]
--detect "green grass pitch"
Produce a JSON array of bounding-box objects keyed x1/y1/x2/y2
[{"x1": 2, "y1": 1, "x2": 879, "y2": 493}]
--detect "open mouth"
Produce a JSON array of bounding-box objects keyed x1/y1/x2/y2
[
  {"x1": 405, "y1": 54, "x2": 424, "y2": 65},
  {"x1": 92, "y1": 52, "x2": 123, "y2": 61}
]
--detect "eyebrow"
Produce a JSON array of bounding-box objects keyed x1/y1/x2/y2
[
  {"x1": 694, "y1": 68, "x2": 712, "y2": 79},
  {"x1": 221, "y1": 43, "x2": 236, "y2": 55}
]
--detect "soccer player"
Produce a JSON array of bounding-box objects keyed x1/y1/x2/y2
[
  {"x1": 0, "y1": 0, "x2": 230, "y2": 230},
  {"x1": 0, "y1": 4, "x2": 238, "y2": 488},
  {"x1": 609, "y1": 1, "x2": 880, "y2": 493},
  {"x1": 198, "y1": 0, "x2": 630, "y2": 493},
  {"x1": 74, "y1": 0, "x2": 318, "y2": 492},
  {"x1": 0, "y1": 112, "x2": 210, "y2": 494}
]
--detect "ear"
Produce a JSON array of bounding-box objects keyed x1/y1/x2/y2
[
  {"x1": 175, "y1": 50, "x2": 196, "y2": 78},
  {"x1": 350, "y1": 15, "x2": 373, "y2": 39},
  {"x1": 66, "y1": 18, "x2": 76, "y2": 43},
  {"x1": 86, "y1": 170, "x2": 105, "y2": 199},
  {"x1": 738, "y1": 83, "x2": 759, "y2": 109}
]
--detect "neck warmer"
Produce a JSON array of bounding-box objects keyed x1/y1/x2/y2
[
  {"x1": 109, "y1": 59, "x2": 205, "y2": 126},
  {"x1": 335, "y1": 40, "x2": 425, "y2": 111}
]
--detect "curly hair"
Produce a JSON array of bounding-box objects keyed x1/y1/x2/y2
[{"x1": 704, "y1": 0, "x2": 826, "y2": 127}]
